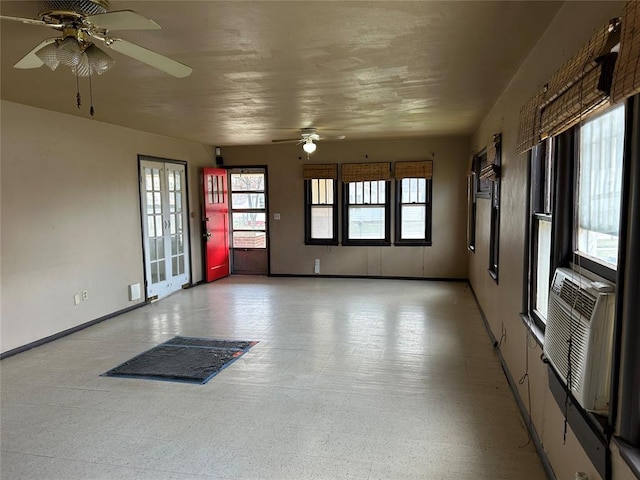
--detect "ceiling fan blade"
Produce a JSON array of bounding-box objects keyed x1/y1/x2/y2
[
  {"x1": 105, "y1": 38, "x2": 192, "y2": 77},
  {"x1": 318, "y1": 135, "x2": 346, "y2": 141},
  {"x1": 0, "y1": 15, "x2": 49, "y2": 27},
  {"x1": 86, "y1": 10, "x2": 160, "y2": 31},
  {"x1": 13, "y1": 38, "x2": 57, "y2": 69},
  {"x1": 272, "y1": 138, "x2": 302, "y2": 143}
]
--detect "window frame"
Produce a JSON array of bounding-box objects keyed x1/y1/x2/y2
[
  {"x1": 394, "y1": 176, "x2": 432, "y2": 246},
  {"x1": 487, "y1": 135, "x2": 502, "y2": 283},
  {"x1": 526, "y1": 138, "x2": 555, "y2": 331},
  {"x1": 304, "y1": 177, "x2": 338, "y2": 246},
  {"x1": 342, "y1": 179, "x2": 391, "y2": 246}
]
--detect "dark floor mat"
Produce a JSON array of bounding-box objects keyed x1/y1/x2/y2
[{"x1": 102, "y1": 336, "x2": 257, "y2": 384}]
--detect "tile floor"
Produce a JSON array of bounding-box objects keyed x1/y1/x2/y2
[{"x1": 0, "y1": 276, "x2": 547, "y2": 479}]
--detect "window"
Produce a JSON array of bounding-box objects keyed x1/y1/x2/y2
[
  {"x1": 343, "y1": 180, "x2": 390, "y2": 245},
  {"x1": 394, "y1": 160, "x2": 433, "y2": 246},
  {"x1": 305, "y1": 178, "x2": 338, "y2": 245},
  {"x1": 467, "y1": 173, "x2": 476, "y2": 252},
  {"x1": 341, "y1": 163, "x2": 391, "y2": 246},
  {"x1": 576, "y1": 103, "x2": 625, "y2": 270},
  {"x1": 527, "y1": 138, "x2": 554, "y2": 328},
  {"x1": 487, "y1": 134, "x2": 502, "y2": 282}
]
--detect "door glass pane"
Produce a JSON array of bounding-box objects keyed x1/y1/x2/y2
[
  {"x1": 155, "y1": 216, "x2": 163, "y2": 238},
  {"x1": 168, "y1": 170, "x2": 175, "y2": 191},
  {"x1": 156, "y1": 238, "x2": 165, "y2": 259},
  {"x1": 171, "y1": 236, "x2": 177, "y2": 255},
  {"x1": 153, "y1": 169, "x2": 161, "y2": 190},
  {"x1": 154, "y1": 193, "x2": 162, "y2": 214},
  {"x1": 147, "y1": 216, "x2": 155, "y2": 237},
  {"x1": 232, "y1": 231, "x2": 267, "y2": 248},
  {"x1": 170, "y1": 214, "x2": 176, "y2": 234},
  {"x1": 151, "y1": 263, "x2": 159, "y2": 284},
  {"x1": 158, "y1": 261, "x2": 166, "y2": 281},
  {"x1": 146, "y1": 193, "x2": 154, "y2": 214},
  {"x1": 176, "y1": 193, "x2": 182, "y2": 212},
  {"x1": 150, "y1": 238, "x2": 157, "y2": 261},
  {"x1": 232, "y1": 193, "x2": 265, "y2": 209},
  {"x1": 232, "y1": 212, "x2": 266, "y2": 230},
  {"x1": 231, "y1": 173, "x2": 264, "y2": 191},
  {"x1": 175, "y1": 171, "x2": 182, "y2": 190}
]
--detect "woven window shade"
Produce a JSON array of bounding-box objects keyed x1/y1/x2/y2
[
  {"x1": 394, "y1": 161, "x2": 433, "y2": 179},
  {"x1": 516, "y1": 20, "x2": 620, "y2": 154},
  {"x1": 341, "y1": 162, "x2": 391, "y2": 182},
  {"x1": 516, "y1": 88, "x2": 545, "y2": 155},
  {"x1": 539, "y1": 22, "x2": 617, "y2": 138},
  {"x1": 541, "y1": 66, "x2": 610, "y2": 137},
  {"x1": 302, "y1": 163, "x2": 338, "y2": 180},
  {"x1": 612, "y1": 1, "x2": 640, "y2": 103}
]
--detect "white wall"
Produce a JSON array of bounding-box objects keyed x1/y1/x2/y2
[
  {"x1": 469, "y1": 1, "x2": 636, "y2": 479},
  {"x1": 0, "y1": 100, "x2": 213, "y2": 353}
]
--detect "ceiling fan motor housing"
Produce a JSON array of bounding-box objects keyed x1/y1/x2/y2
[{"x1": 40, "y1": 0, "x2": 109, "y2": 17}]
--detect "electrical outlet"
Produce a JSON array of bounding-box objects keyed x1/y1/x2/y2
[
  {"x1": 314, "y1": 259, "x2": 320, "y2": 274},
  {"x1": 73, "y1": 294, "x2": 81, "y2": 305},
  {"x1": 82, "y1": 290, "x2": 88, "y2": 301}
]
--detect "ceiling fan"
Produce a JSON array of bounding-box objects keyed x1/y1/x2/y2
[
  {"x1": 272, "y1": 128, "x2": 345, "y2": 154},
  {"x1": 0, "y1": 0, "x2": 192, "y2": 78}
]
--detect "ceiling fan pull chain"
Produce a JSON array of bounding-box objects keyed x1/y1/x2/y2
[
  {"x1": 89, "y1": 73, "x2": 95, "y2": 116},
  {"x1": 75, "y1": 71, "x2": 81, "y2": 109}
]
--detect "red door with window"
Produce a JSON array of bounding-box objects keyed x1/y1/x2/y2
[{"x1": 202, "y1": 168, "x2": 230, "y2": 282}]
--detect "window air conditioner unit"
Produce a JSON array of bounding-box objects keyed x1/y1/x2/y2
[{"x1": 543, "y1": 267, "x2": 616, "y2": 414}]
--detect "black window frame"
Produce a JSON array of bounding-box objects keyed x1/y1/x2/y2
[
  {"x1": 394, "y1": 176, "x2": 432, "y2": 246},
  {"x1": 342, "y1": 179, "x2": 391, "y2": 246},
  {"x1": 304, "y1": 178, "x2": 339, "y2": 246},
  {"x1": 488, "y1": 135, "x2": 502, "y2": 283},
  {"x1": 526, "y1": 138, "x2": 555, "y2": 331}
]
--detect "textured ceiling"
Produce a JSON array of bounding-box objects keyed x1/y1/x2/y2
[{"x1": 0, "y1": 1, "x2": 562, "y2": 146}]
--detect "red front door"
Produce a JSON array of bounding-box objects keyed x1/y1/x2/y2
[{"x1": 202, "y1": 168, "x2": 230, "y2": 282}]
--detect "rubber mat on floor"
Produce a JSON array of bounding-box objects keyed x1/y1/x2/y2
[{"x1": 102, "y1": 336, "x2": 257, "y2": 384}]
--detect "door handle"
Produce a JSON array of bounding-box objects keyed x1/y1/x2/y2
[{"x1": 203, "y1": 231, "x2": 212, "y2": 240}]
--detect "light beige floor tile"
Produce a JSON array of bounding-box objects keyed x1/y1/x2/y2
[{"x1": 1, "y1": 277, "x2": 546, "y2": 480}]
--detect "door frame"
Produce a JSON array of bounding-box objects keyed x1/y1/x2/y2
[
  {"x1": 227, "y1": 165, "x2": 270, "y2": 275},
  {"x1": 138, "y1": 155, "x2": 192, "y2": 301}
]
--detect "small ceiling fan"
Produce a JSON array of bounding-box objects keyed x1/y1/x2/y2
[
  {"x1": 272, "y1": 128, "x2": 345, "y2": 154},
  {"x1": 1, "y1": 0, "x2": 192, "y2": 78}
]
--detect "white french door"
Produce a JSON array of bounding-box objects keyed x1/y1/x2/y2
[{"x1": 140, "y1": 159, "x2": 190, "y2": 300}]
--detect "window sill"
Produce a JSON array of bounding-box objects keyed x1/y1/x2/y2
[
  {"x1": 394, "y1": 241, "x2": 432, "y2": 247},
  {"x1": 519, "y1": 313, "x2": 545, "y2": 347},
  {"x1": 488, "y1": 268, "x2": 498, "y2": 284},
  {"x1": 615, "y1": 437, "x2": 640, "y2": 479},
  {"x1": 305, "y1": 240, "x2": 339, "y2": 246},
  {"x1": 342, "y1": 241, "x2": 391, "y2": 247}
]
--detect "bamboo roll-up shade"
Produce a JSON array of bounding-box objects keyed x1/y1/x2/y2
[
  {"x1": 540, "y1": 66, "x2": 609, "y2": 138},
  {"x1": 516, "y1": 21, "x2": 617, "y2": 155},
  {"x1": 341, "y1": 162, "x2": 391, "y2": 182},
  {"x1": 302, "y1": 163, "x2": 338, "y2": 180},
  {"x1": 544, "y1": 24, "x2": 612, "y2": 103},
  {"x1": 612, "y1": 1, "x2": 640, "y2": 103},
  {"x1": 394, "y1": 160, "x2": 433, "y2": 179},
  {"x1": 516, "y1": 88, "x2": 544, "y2": 155}
]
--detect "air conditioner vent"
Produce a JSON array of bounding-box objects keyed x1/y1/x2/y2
[{"x1": 558, "y1": 277, "x2": 597, "y2": 320}]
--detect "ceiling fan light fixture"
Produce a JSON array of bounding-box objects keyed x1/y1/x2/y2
[
  {"x1": 302, "y1": 139, "x2": 316, "y2": 154},
  {"x1": 84, "y1": 44, "x2": 114, "y2": 75},
  {"x1": 35, "y1": 42, "x2": 61, "y2": 70},
  {"x1": 57, "y1": 36, "x2": 82, "y2": 66}
]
